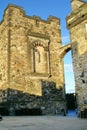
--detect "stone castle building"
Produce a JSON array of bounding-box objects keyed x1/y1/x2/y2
[
  {"x1": 67, "y1": 0, "x2": 87, "y2": 117},
  {"x1": 0, "y1": 0, "x2": 87, "y2": 116},
  {"x1": 0, "y1": 3, "x2": 68, "y2": 115}
]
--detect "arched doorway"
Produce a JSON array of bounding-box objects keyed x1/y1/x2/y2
[
  {"x1": 64, "y1": 51, "x2": 75, "y2": 94},
  {"x1": 60, "y1": 44, "x2": 77, "y2": 115},
  {"x1": 64, "y1": 51, "x2": 77, "y2": 114},
  {"x1": 60, "y1": 44, "x2": 75, "y2": 94}
]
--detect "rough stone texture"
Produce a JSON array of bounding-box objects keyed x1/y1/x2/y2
[
  {"x1": 1, "y1": 1, "x2": 87, "y2": 117},
  {"x1": 66, "y1": 0, "x2": 87, "y2": 116},
  {"x1": 0, "y1": 81, "x2": 65, "y2": 115},
  {"x1": 0, "y1": 5, "x2": 68, "y2": 115}
]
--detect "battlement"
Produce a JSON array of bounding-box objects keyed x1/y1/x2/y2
[
  {"x1": 3, "y1": 4, "x2": 60, "y2": 26},
  {"x1": 0, "y1": 4, "x2": 64, "y2": 96}
]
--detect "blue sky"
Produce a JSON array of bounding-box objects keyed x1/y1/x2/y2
[
  {"x1": 0, "y1": 0, "x2": 71, "y2": 39},
  {"x1": 1, "y1": 0, "x2": 86, "y2": 93}
]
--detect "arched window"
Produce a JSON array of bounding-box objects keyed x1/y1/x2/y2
[{"x1": 32, "y1": 41, "x2": 49, "y2": 74}]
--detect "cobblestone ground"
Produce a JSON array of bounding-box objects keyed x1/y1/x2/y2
[{"x1": 0, "y1": 116, "x2": 87, "y2": 130}]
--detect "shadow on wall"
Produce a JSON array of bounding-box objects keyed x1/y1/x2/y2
[
  {"x1": 0, "y1": 88, "x2": 42, "y2": 116},
  {"x1": 66, "y1": 93, "x2": 77, "y2": 110},
  {"x1": 0, "y1": 81, "x2": 65, "y2": 116}
]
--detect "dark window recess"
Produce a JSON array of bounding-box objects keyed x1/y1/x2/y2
[
  {"x1": 82, "y1": 15, "x2": 85, "y2": 18},
  {"x1": 82, "y1": 79, "x2": 85, "y2": 84},
  {"x1": 68, "y1": 24, "x2": 71, "y2": 26},
  {"x1": 80, "y1": 71, "x2": 84, "y2": 77}
]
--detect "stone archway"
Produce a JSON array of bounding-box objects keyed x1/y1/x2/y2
[
  {"x1": 59, "y1": 43, "x2": 74, "y2": 93},
  {"x1": 59, "y1": 43, "x2": 71, "y2": 59},
  {"x1": 60, "y1": 43, "x2": 77, "y2": 112}
]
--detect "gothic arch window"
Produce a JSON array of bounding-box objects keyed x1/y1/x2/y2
[{"x1": 32, "y1": 41, "x2": 49, "y2": 74}]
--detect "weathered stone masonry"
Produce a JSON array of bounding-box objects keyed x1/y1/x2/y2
[
  {"x1": 0, "y1": 0, "x2": 87, "y2": 116},
  {"x1": 66, "y1": 0, "x2": 87, "y2": 116},
  {"x1": 0, "y1": 4, "x2": 68, "y2": 115}
]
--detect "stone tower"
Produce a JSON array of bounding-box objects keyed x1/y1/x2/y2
[
  {"x1": 66, "y1": 0, "x2": 87, "y2": 116},
  {"x1": 0, "y1": 5, "x2": 67, "y2": 115}
]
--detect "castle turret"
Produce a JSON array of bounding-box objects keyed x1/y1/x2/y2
[
  {"x1": 71, "y1": 0, "x2": 84, "y2": 12},
  {"x1": 66, "y1": 1, "x2": 87, "y2": 117},
  {"x1": 0, "y1": 4, "x2": 66, "y2": 116}
]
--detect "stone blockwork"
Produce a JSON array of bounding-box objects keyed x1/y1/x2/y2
[
  {"x1": 66, "y1": 0, "x2": 87, "y2": 116},
  {"x1": 0, "y1": 4, "x2": 67, "y2": 115},
  {"x1": 0, "y1": 81, "x2": 65, "y2": 115},
  {"x1": 1, "y1": 1, "x2": 87, "y2": 117}
]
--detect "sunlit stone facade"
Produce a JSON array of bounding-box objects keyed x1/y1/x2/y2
[{"x1": 0, "y1": 5, "x2": 66, "y2": 115}]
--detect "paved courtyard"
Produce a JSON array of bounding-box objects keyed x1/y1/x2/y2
[{"x1": 0, "y1": 116, "x2": 87, "y2": 130}]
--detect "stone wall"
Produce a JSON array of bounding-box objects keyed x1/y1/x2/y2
[
  {"x1": 66, "y1": 0, "x2": 87, "y2": 116},
  {"x1": 1, "y1": 2, "x2": 87, "y2": 117},
  {"x1": 0, "y1": 81, "x2": 66, "y2": 115},
  {"x1": 0, "y1": 4, "x2": 66, "y2": 115}
]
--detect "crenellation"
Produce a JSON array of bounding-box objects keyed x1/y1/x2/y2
[
  {"x1": 0, "y1": 1, "x2": 87, "y2": 117},
  {"x1": 0, "y1": 4, "x2": 67, "y2": 115}
]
